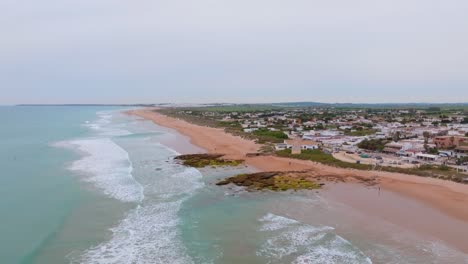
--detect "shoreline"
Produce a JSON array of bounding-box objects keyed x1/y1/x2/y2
[{"x1": 128, "y1": 108, "x2": 468, "y2": 253}]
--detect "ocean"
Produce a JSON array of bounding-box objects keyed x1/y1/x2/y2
[{"x1": 1, "y1": 106, "x2": 467, "y2": 264}]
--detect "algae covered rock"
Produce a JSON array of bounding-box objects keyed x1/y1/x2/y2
[
  {"x1": 175, "y1": 154, "x2": 244, "y2": 168},
  {"x1": 217, "y1": 171, "x2": 321, "y2": 191}
]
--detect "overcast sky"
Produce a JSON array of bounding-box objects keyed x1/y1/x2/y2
[{"x1": 1, "y1": 0, "x2": 467, "y2": 104}]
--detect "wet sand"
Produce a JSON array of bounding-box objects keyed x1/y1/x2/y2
[
  {"x1": 128, "y1": 108, "x2": 468, "y2": 253},
  {"x1": 322, "y1": 183, "x2": 468, "y2": 254}
]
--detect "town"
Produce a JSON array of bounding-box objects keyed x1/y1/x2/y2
[{"x1": 160, "y1": 105, "x2": 468, "y2": 178}]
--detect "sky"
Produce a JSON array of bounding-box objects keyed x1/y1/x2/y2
[{"x1": 1, "y1": 0, "x2": 468, "y2": 104}]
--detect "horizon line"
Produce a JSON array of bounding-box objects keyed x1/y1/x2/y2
[{"x1": 7, "y1": 101, "x2": 468, "y2": 107}]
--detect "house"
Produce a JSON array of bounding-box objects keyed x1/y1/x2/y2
[
  {"x1": 416, "y1": 153, "x2": 439, "y2": 162},
  {"x1": 275, "y1": 143, "x2": 289, "y2": 151},
  {"x1": 243, "y1": 128, "x2": 259, "y2": 133},
  {"x1": 434, "y1": 136, "x2": 468, "y2": 149},
  {"x1": 438, "y1": 150, "x2": 453, "y2": 158},
  {"x1": 455, "y1": 146, "x2": 468, "y2": 158},
  {"x1": 382, "y1": 142, "x2": 403, "y2": 155},
  {"x1": 283, "y1": 139, "x2": 320, "y2": 154}
]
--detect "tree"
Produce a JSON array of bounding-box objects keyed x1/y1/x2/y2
[
  {"x1": 358, "y1": 139, "x2": 386, "y2": 152},
  {"x1": 392, "y1": 131, "x2": 401, "y2": 142},
  {"x1": 427, "y1": 147, "x2": 439, "y2": 155},
  {"x1": 423, "y1": 131, "x2": 431, "y2": 144}
]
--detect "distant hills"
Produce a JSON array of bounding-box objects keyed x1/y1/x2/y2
[{"x1": 15, "y1": 102, "x2": 468, "y2": 109}]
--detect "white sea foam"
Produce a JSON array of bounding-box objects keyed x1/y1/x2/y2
[
  {"x1": 68, "y1": 138, "x2": 144, "y2": 203},
  {"x1": 80, "y1": 166, "x2": 203, "y2": 264},
  {"x1": 257, "y1": 213, "x2": 372, "y2": 264},
  {"x1": 292, "y1": 236, "x2": 373, "y2": 264},
  {"x1": 84, "y1": 111, "x2": 132, "y2": 137},
  {"x1": 144, "y1": 167, "x2": 204, "y2": 199},
  {"x1": 260, "y1": 213, "x2": 300, "y2": 231},
  {"x1": 68, "y1": 110, "x2": 205, "y2": 263},
  {"x1": 81, "y1": 200, "x2": 192, "y2": 264}
]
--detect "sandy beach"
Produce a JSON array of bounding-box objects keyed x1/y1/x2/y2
[{"x1": 129, "y1": 108, "x2": 468, "y2": 253}]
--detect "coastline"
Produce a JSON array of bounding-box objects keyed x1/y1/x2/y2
[{"x1": 128, "y1": 108, "x2": 468, "y2": 253}]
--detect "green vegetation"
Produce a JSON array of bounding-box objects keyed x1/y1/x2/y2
[
  {"x1": 175, "y1": 154, "x2": 243, "y2": 168},
  {"x1": 357, "y1": 139, "x2": 387, "y2": 152},
  {"x1": 252, "y1": 128, "x2": 288, "y2": 143},
  {"x1": 158, "y1": 104, "x2": 468, "y2": 185},
  {"x1": 276, "y1": 149, "x2": 467, "y2": 183},
  {"x1": 276, "y1": 149, "x2": 372, "y2": 170},
  {"x1": 273, "y1": 176, "x2": 320, "y2": 191},
  {"x1": 426, "y1": 147, "x2": 439, "y2": 155},
  {"x1": 427, "y1": 107, "x2": 441, "y2": 112},
  {"x1": 185, "y1": 104, "x2": 282, "y2": 113},
  {"x1": 423, "y1": 131, "x2": 431, "y2": 143},
  {"x1": 344, "y1": 128, "x2": 377, "y2": 136},
  {"x1": 216, "y1": 172, "x2": 321, "y2": 191},
  {"x1": 157, "y1": 109, "x2": 287, "y2": 144},
  {"x1": 341, "y1": 124, "x2": 377, "y2": 136}
]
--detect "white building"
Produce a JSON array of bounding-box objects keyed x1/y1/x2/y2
[{"x1": 416, "y1": 153, "x2": 439, "y2": 162}]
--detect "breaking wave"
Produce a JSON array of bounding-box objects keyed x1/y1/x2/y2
[
  {"x1": 67, "y1": 138, "x2": 144, "y2": 203},
  {"x1": 257, "y1": 213, "x2": 372, "y2": 264},
  {"x1": 80, "y1": 167, "x2": 203, "y2": 264}
]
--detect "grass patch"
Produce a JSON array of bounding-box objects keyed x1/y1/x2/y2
[
  {"x1": 253, "y1": 129, "x2": 288, "y2": 139},
  {"x1": 276, "y1": 149, "x2": 467, "y2": 183},
  {"x1": 344, "y1": 129, "x2": 377, "y2": 136},
  {"x1": 276, "y1": 149, "x2": 372, "y2": 170},
  {"x1": 252, "y1": 129, "x2": 288, "y2": 143}
]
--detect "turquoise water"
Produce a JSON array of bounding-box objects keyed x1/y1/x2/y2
[
  {"x1": 2, "y1": 106, "x2": 468, "y2": 264},
  {"x1": 0, "y1": 106, "x2": 122, "y2": 263}
]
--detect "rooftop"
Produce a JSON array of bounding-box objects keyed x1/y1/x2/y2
[{"x1": 416, "y1": 153, "x2": 439, "y2": 158}]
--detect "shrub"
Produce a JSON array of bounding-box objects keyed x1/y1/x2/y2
[
  {"x1": 253, "y1": 129, "x2": 288, "y2": 140},
  {"x1": 276, "y1": 149, "x2": 465, "y2": 183},
  {"x1": 358, "y1": 139, "x2": 386, "y2": 151}
]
